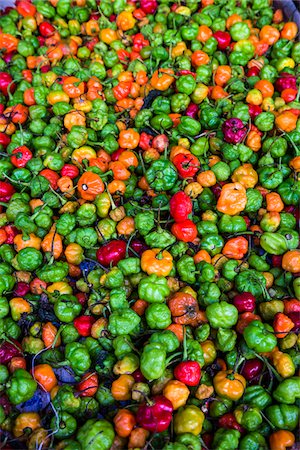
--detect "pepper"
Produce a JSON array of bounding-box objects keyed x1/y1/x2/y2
[
  {"x1": 212, "y1": 429, "x2": 241, "y2": 450},
  {"x1": 149, "y1": 330, "x2": 179, "y2": 354},
  {"x1": 243, "y1": 320, "x2": 277, "y2": 353},
  {"x1": 140, "y1": 343, "x2": 166, "y2": 380},
  {"x1": 54, "y1": 295, "x2": 82, "y2": 323},
  {"x1": 137, "y1": 395, "x2": 173, "y2": 433},
  {"x1": 77, "y1": 419, "x2": 115, "y2": 450},
  {"x1": 273, "y1": 377, "x2": 300, "y2": 404},
  {"x1": 206, "y1": 301, "x2": 238, "y2": 329},
  {"x1": 146, "y1": 303, "x2": 171, "y2": 329},
  {"x1": 174, "y1": 405, "x2": 204, "y2": 436},
  {"x1": 138, "y1": 274, "x2": 170, "y2": 303},
  {"x1": 265, "y1": 404, "x2": 299, "y2": 431},
  {"x1": 234, "y1": 406, "x2": 262, "y2": 432},
  {"x1": 6, "y1": 369, "x2": 37, "y2": 405},
  {"x1": 108, "y1": 309, "x2": 141, "y2": 336},
  {"x1": 146, "y1": 159, "x2": 178, "y2": 191}
]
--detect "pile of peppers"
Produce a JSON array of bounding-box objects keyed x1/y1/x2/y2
[{"x1": 0, "y1": 0, "x2": 300, "y2": 448}]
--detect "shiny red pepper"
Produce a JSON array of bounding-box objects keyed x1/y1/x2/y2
[
  {"x1": 173, "y1": 153, "x2": 200, "y2": 178},
  {"x1": 39, "y1": 22, "x2": 55, "y2": 37},
  {"x1": 171, "y1": 219, "x2": 198, "y2": 242},
  {"x1": 0, "y1": 72, "x2": 15, "y2": 97},
  {"x1": 0, "y1": 132, "x2": 10, "y2": 148},
  {"x1": 213, "y1": 31, "x2": 231, "y2": 50},
  {"x1": 170, "y1": 191, "x2": 193, "y2": 223},
  {"x1": 140, "y1": 0, "x2": 158, "y2": 14},
  {"x1": 96, "y1": 240, "x2": 127, "y2": 267},
  {"x1": 240, "y1": 358, "x2": 264, "y2": 381},
  {"x1": 174, "y1": 361, "x2": 201, "y2": 386},
  {"x1": 0, "y1": 181, "x2": 15, "y2": 203},
  {"x1": 233, "y1": 292, "x2": 256, "y2": 313},
  {"x1": 10, "y1": 145, "x2": 33, "y2": 168},
  {"x1": 73, "y1": 316, "x2": 95, "y2": 337},
  {"x1": 61, "y1": 164, "x2": 80, "y2": 179},
  {"x1": 218, "y1": 413, "x2": 245, "y2": 433},
  {"x1": 136, "y1": 395, "x2": 173, "y2": 433}
]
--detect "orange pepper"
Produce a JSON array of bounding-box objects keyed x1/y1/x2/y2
[
  {"x1": 222, "y1": 237, "x2": 248, "y2": 260},
  {"x1": 42, "y1": 322, "x2": 61, "y2": 348},
  {"x1": 141, "y1": 249, "x2": 173, "y2": 277},
  {"x1": 163, "y1": 380, "x2": 190, "y2": 410},
  {"x1": 150, "y1": 68, "x2": 175, "y2": 90},
  {"x1": 32, "y1": 364, "x2": 57, "y2": 392},
  {"x1": 77, "y1": 372, "x2": 99, "y2": 397},
  {"x1": 41, "y1": 231, "x2": 63, "y2": 259},
  {"x1": 113, "y1": 409, "x2": 136, "y2": 438},
  {"x1": 217, "y1": 182, "x2": 247, "y2": 215}
]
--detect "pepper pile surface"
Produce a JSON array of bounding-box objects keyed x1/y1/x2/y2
[{"x1": 0, "y1": 0, "x2": 300, "y2": 449}]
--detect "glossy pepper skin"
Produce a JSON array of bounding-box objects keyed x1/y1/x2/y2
[
  {"x1": 137, "y1": 395, "x2": 173, "y2": 433},
  {"x1": 243, "y1": 320, "x2": 277, "y2": 353},
  {"x1": 6, "y1": 369, "x2": 37, "y2": 405},
  {"x1": 174, "y1": 361, "x2": 201, "y2": 386}
]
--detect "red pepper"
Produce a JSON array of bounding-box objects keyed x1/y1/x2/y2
[
  {"x1": 96, "y1": 240, "x2": 127, "y2": 267},
  {"x1": 0, "y1": 132, "x2": 10, "y2": 148},
  {"x1": 0, "y1": 72, "x2": 15, "y2": 97},
  {"x1": 185, "y1": 103, "x2": 199, "y2": 119},
  {"x1": 170, "y1": 191, "x2": 193, "y2": 223},
  {"x1": 218, "y1": 413, "x2": 245, "y2": 433},
  {"x1": 171, "y1": 219, "x2": 197, "y2": 242},
  {"x1": 86, "y1": 37, "x2": 99, "y2": 51},
  {"x1": 213, "y1": 31, "x2": 231, "y2": 50},
  {"x1": 275, "y1": 73, "x2": 297, "y2": 92},
  {"x1": 75, "y1": 292, "x2": 88, "y2": 306},
  {"x1": 10, "y1": 145, "x2": 33, "y2": 168},
  {"x1": 174, "y1": 361, "x2": 201, "y2": 386},
  {"x1": 136, "y1": 395, "x2": 173, "y2": 433},
  {"x1": 73, "y1": 316, "x2": 95, "y2": 337},
  {"x1": 4, "y1": 225, "x2": 18, "y2": 244},
  {"x1": 16, "y1": 0, "x2": 36, "y2": 17},
  {"x1": 133, "y1": 33, "x2": 149, "y2": 52},
  {"x1": 0, "y1": 181, "x2": 15, "y2": 203},
  {"x1": 13, "y1": 282, "x2": 30, "y2": 297},
  {"x1": 37, "y1": 36, "x2": 46, "y2": 46},
  {"x1": 0, "y1": 339, "x2": 22, "y2": 365},
  {"x1": 61, "y1": 164, "x2": 79, "y2": 179},
  {"x1": 177, "y1": 70, "x2": 196, "y2": 79},
  {"x1": 246, "y1": 67, "x2": 260, "y2": 77},
  {"x1": 133, "y1": 369, "x2": 146, "y2": 382},
  {"x1": 140, "y1": 0, "x2": 158, "y2": 14},
  {"x1": 111, "y1": 148, "x2": 126, "y2": 161},
  {"x1": 39, "y1": 21, "x2": 55, "y2": 37},
  {"x1": 117, "y1": 49, "x2": 130, "y2": 62},
  {"x1": 240, "y1": 358, "x2": 264, "y2": 381},
  {"x1": 173, "y1": 153, "x2": 200, "y2": 178},
  {"x1": 129, "y1": 238, "x2": 148, "y2": 257},
  {"x1": 152, "y1": 134, "x2": 168, "y2": 152},
  {"x1": 233, "y1": 292, "x2": 256, "y2": 313},
  {"x1": 139, "y1": 132, "x2": 152, "y2": 150},
  {"x1": 39, "y1": 169, "x2": 60, "y2": 189},
  {"x1": 222, "y1": 118, "x2": 247, "y2": 144}
]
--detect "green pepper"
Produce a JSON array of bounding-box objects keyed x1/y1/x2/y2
[
  {"x1": 146, "y1": 158, "x2": 177, "y2": 191},
  {"x1": 170, "y1": 242, "x2": 189, "y2": 259},
  {"x1": 244, "y1": 188, "x2": 263, "y2": 213},
  {"x1": 75, "y1": 227, "x2": 98, "y2": 248},
  {"x1": 134, "y1": 211, "x2": 155, "y2": 236},
  {"x1": 212, "y1": 428, "x2": 240, "y2": 450},
  {"x1": 50, "y1": 412, "x2": 77, "y2": 439},
  {"x1": 37, "y1": 262, "x2": 69, "y2": 283},
  {"x1": 113, "y1": 335, "x2": 132, "y2": 358},
  {"x1": 176, "y1": 433, "x2": 201, "y2": 450},
  {"x1": 278, "y1": 179, "x2": 300, "y2": 206},
  {"x1": 67, "y1": 126, "x2": 88, "y2": 148},
  {"x1": 16, "y1": 247, "x2": 43, "y2": 271},
  {"x1": 198, "y1": 282, "x2": 221, "y2": 306},
  {"x1": 218, "y1": 215, "x2": 247, "y2": 233},
  {"x1": 177, "y1": 255, "x2": 197, "y2": 284},
  {"x1": 206, "y1": 301, "x2": 238, "y2": 328},
  {"x1": 254, "y1": 112, "x2": 275, "y2": 132},
  {"x1": 108, "y1": 308, "x2": 141, "y2": 335},
  {"x1": 248, "y1": 254, "x2": 270, "y2": 272},
  {"x1": 234, "y1": 405, "x2": 262, "y2": 431},
  {"x1": 242, "y1": 385, "x2": 272, "y2": 409},
  {"x1": 77, "y1": 419, "x2": 115, "y2": 450},
  {"x1": 0, "y1": 317, "x2": 20, "y2": 339},
  {"x1": 239, "y1": 432, "x2": 267, "y2": 450},
  {"x1": 146, "y1": 303, "x2": 171, "y2": 329},
  {"x1": 235, "y1": 270, "x2": 266, "y2": 297},
  {"x1": 109, "y1": 288, "x2": 128, "y2": 311},
  {"x1": 54, "y1": 295, "x2": 82, "y2": 323},
  {"x1": 6, "y1": 369, "x2": 37, "y2": 405},
  {"x1": 138, "y1": 274, "x2": 170, "y2": 303},
  {"x1": 210, "y1": 398, "x2": 233, "y2": 417},
  {"x1": 117, "y1": 257, "x2": 140, "y2": 276},
  {"x1": 186, "y1": 339, "x2": 205, "y2": 367},
  {"x1": 216, "y1": 328, "x2": 237, "y2": 352},
  {"x1": 273, "y1": 377, "x2": 300, "y2": 404},
  {"x1": 140, "y1": 343, "x2": 166, "y2": 380},
  {"x1": 243, "y1": 320, "x2": 277, "y2": 353},
  {"x1": 6, "y1": 199, "x2": 31, "y2": 222},
  {"x1": 200, "y1": 234, "x2": 224, "y2": 256},
  {"x1": 145, "y1": 228, "x2": 176, "y2": 248},
  {"x1": 65, "y1": 342, "x2": 91, "y2": 376},
  {"x1": 0, "y1": 275, "x2": 15, "y2": 296},
  {"x1": 149, "y1": 330, "x2": 179, "y2": 353},
  {"x1": 265, "y1": 404, "x2": 299, "y2": 431},
  {"x1": 103, "y1": 268, "x2": 124, "y2": 289},
  {"x1": 260, "y1": 232, "x2": 288, "y2": 255},
  {"x1": 56, "y1": 213, "x2": 76, "y2": 235}
]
